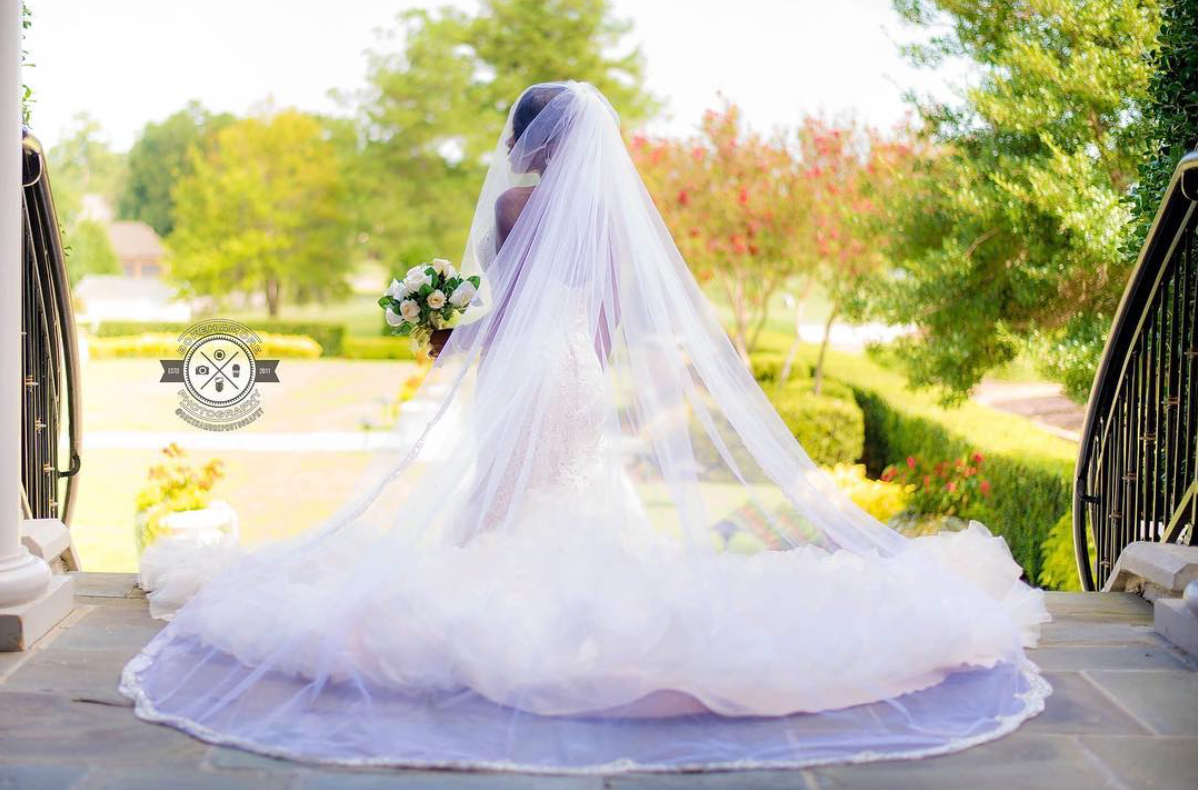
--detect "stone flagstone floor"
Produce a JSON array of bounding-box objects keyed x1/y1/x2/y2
[{"x1": 1, "y1": 573, "x2": 1196, "y2": 789}]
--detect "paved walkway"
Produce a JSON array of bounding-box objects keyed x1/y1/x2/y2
[
  {"x1": 1, "y1": 573, "x2": 1195, "y2": 789},
  {"x1": 973, "y1": 381, "x2": 1086, "y2": 442}
]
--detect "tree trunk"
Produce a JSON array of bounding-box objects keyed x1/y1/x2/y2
[
  {"x1": 780, "y1": 277, "x2": 815, "y2": 382},
  {"x1": 813, "y1": 302, "x2": 840, "y2": 397},
  {"x1": 265, "y1": 279, "x2": 281, "y2": 318}
]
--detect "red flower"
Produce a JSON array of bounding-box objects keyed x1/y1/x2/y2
[
  {"x1": 971, "y1": 451, "x2": 984, "y2": 464},
  {"x1": 946, "y1": 482, "x2": 957, "y2": 493},
  {"x1": 980, "y1": 480, "x2": 992, "y2": 495},
  {"x1": 677, "y1": 189, "x2": 690, "y2": 206},
  {"x1": 738, "y1": 187, "x2": 749, "y2": 205},
  {"x1": 906, "y1": 456, "x2": 916, "y2": 469}
]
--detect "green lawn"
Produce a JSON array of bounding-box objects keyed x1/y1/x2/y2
[
  {"x1": 80, "y1": 357, "x2": 419, "y2": 434},
  {"x1": 71, "y1": 317, "x2": 1074, "y2": 575},
  {"x1": 71, "y1": 357, "x2": 421, "y2": 571},
  {"x1": 213, "y1": 292, "x2": 387, "y2": 338}
]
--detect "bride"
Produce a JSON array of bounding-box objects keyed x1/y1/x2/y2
[{"x1": 121, "y1": 81, "x2": 1050, "y2": 772}]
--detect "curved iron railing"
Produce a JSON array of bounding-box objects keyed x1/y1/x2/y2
[
  {"x1": 21, "y1": 130, "x2": 82, "y2": 532},
  {"x1": 1074, "y1": 152, "x2": 1198, "y2": 590}
]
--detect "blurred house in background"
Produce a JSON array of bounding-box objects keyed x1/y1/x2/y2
[
  {"x1": 108, "y1": 220, "x2": 164, "y2": 278},
  {"x1": 74, "y1": 275, "x2": 190, "y2": 325}
]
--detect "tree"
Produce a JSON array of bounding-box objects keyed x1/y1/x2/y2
[
  {"x1": 350, "y1": 0, "x2": 658, "y2": 273},
  {"x1": 633, "y1": 107, "x2": 915, "y2": 378},
  {"x1": 168, "y1": 110, "x2": 353, "y2": 317},
  {"x1": 1124, "y1": 0, "x2": 1198, "y2": 259},
  {"x1": 785, "y1": 119, "x2": 920, "y2": 390},
  {"x1": 118, "y1": 102, "x2": 234, "y2": 237},
  {"x1": 868, "y1": 0, "x2": 1161, "y2": 404},
  {"x1": 46, "y1": 113, "x2": 127, "y2": 227},
  {"x1": 63, "y1": 219, "x2": 120, "y2": 286},
  {"x1": 632, "y1": 105, "x2": 816, "y2": 360}
]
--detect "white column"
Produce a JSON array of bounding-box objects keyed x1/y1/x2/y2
[{"x1": 0, "y1": 0, "x2": 50, "y2": 607}]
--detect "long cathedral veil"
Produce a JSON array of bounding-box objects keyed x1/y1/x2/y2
[{"x1": 121, "y1": 81, "x2": 1049, "y2": 772}]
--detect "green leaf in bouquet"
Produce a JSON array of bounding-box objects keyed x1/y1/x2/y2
[
  {"x1": 377, "y1": 296, "x2": 391, "y2": 308},
  {"x1": 419, "y1": 284, "x2": 433, "y2": 297},
  {"x1": 468, "y1": 275, "x2": 481, "y2": 287}
]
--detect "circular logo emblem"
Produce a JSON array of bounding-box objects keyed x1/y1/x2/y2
[
  {"x1": 182, "y1": 332, "x2": 258, "y2": 408},
  {"x1": 159, "y1": 319, "x2": 280, "y2": 432}
]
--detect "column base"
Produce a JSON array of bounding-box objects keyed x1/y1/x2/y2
[{"x1": 0, "y1": 574, "x2": 74, "y2": 651}]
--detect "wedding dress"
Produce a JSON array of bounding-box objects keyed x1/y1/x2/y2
[{"x1": 121, "y1": 81, "x2": 1050, "y2": 772}]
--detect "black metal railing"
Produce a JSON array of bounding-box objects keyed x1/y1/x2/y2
[
  {"x1": 21, "y1": 130, "x2": 81, "y2": 529},
  {"x1": 1074, "y1": 152, "x2": 1198, "y2": 590}
]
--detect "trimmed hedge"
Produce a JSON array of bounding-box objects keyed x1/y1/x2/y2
[
  {"x1": 766, "y1": 385, "x2": 865, "y2": 467},
  {"x1": 853, "y1": 388, "x2": 1071, "y2": 585},
  {"x1": 342, "y1": 336, "x2": 418, "y2": 361},
  {"x1": 89, "y1": 332, "x2": 323, "y2": 360},
  {"x1": 95, "y1": 320, "x2": 346, "y2": 357},
  {"x1": 750, "y1": 352, "x2": 808, "y2": 385},
  {"x1": 759, "y1": 343, "x2": 1077, "y2": 587}
]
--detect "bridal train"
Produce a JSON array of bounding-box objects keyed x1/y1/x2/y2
[{"x1": 121, "y1": 81, "x2": 1050, "y2": 773}]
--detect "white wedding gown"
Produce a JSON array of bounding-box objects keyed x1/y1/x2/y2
[{"x1": 121, "y1": 82, "x2": 1050, "y2": 772}]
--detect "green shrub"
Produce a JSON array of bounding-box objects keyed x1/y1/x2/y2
[
  {"x1": 89, "y1": 332, "x2": 322, "y2": 359},
  {"x1": 96, "y1": 320, "x2": 346, "y2": 356},
  {"x1": 134, "y1": 444, "x2": 224, "y2": 553},
  {"x1": 342, "y1": 336, "x2": 418, "y2": 361},
  {"x1": 766, "y1": 386, "x2": 864, "y2": 467},
  {"x1": 784, "y1": 377, "x2": 855, "y2": 403},
  {"x1": 750, "y1": 352, "x2": 807, "y2": 385},
  {"x1": 753, "y1": 340, "x2": 1078, "y2": 588},
  {"x1": 1039, "y1": 512, "x2": 1093, "y2": 592},
  {"x1": 882, "y1": 451, "x2": 993, "y2": 518},
  {"x1": 853, "y1": 387, "x2": 1071, "y2": 587}
]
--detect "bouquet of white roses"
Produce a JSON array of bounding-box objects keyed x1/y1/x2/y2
[{"x1": 379, "y1": 258, "x2": 480, "y2": 353}]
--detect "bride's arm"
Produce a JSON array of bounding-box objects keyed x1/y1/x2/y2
[{"x1": 430, "y1": 190, "x2": 529, "y2": 358}]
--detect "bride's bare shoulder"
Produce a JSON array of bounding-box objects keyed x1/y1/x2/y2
[{"x1": 496, "y1": 186, "x2": 534, "y2": 241}]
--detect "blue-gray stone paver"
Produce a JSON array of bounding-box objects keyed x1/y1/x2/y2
[{"x1": 1, "y1": 575, "x2": 1194, "y2": 790}]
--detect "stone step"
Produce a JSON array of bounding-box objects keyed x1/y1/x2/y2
[{"x1": 1103, "y1": 542, "x2": 1198, "y2": 599}]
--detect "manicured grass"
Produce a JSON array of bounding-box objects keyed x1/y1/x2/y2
[
  {"x1": 72, "y1": 448, "x2": 378, "y2": 572},
  {"x1": 80, "y1": 357, "x2": 419, "y2": 434},
  {"x1": 762, "y1": 337, "x2": 1076, "y2": 586},
  {"x1": 754, "y1": 330, "x2": 1076, "y2": 464},
  {"x1": 72, "y1": 357, "x2": 421, "y2": 571},
  {"x1": 215, "y1": 292, "x2": 387, "y2": 338}
]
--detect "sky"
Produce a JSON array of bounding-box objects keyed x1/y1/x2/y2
[{"x1": 23, "y1": 0, "x2": 970, "y2": 152}]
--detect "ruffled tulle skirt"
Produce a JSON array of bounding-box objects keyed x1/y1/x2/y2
[{"x1": 121, "y1": 519, "x2": 1050, "y2": 772}]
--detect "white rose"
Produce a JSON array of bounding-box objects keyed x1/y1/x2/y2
[
  {"x1": 404, "y1": 267, "x2": 431, "y2": 293},
  {"x1": 443, "y1": 264, "x2": 458, "y2": 280},
  {"x1": 430, "y1": 258, "x2": 452, "y2": 276},
  {"x1": 449, "y1": 281, "x2": 477, "y2": 308},
  {"x1": 390, "y1": 279, "x2": 414, "y2": 300},
  {"x1": 426, "y1": 289, "x2": 447, "y2": 309},
  {"x1": 399, "y1": 299, "x2": 420, "y2": 322},
  {"x1": 384, "y1": 306, "x2": 404, "y2": 327}
]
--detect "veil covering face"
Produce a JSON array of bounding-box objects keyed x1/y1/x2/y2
[{"x1": 121, "y1": 81, "x2": 1050, "y2": 772}]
